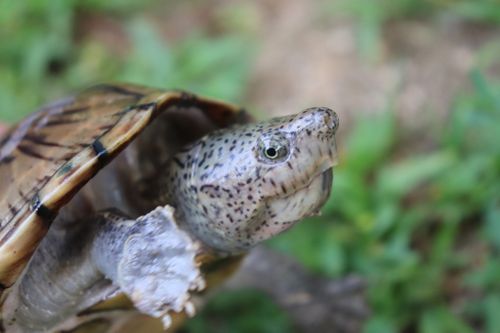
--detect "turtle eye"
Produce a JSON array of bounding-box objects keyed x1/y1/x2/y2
[
  {"x1": 258, "y1": 133, "x2": 290, "y2": 163},
  {"x1": 263, "y1": 145, "x2": 287, "y2": 160}
]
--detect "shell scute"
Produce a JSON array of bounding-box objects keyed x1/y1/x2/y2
[
  {"x1": 0, "y1": 83, "x2": 246, "y2": 289},
  {"x1": 0, "y1": 84, "x2": 158, "y2": 287}
]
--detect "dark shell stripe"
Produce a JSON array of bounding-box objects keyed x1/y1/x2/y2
[
  {"x1": 0, "y1": 83, "x2": 246, "y2": 289},
  {"x1": 0, "y1": 87, "x2": 140, "y2": 231}
]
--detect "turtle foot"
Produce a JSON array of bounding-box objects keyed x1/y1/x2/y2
[{"x1": 91, "y1": 206, "x2": 205, "y2": 329}]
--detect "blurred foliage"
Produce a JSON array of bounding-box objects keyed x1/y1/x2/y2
[
  {"x1": 324, "y1": 0, "x2": 500, "y2": 60},
  {"x1": 1, "y1": 1, "x2": 500, "y2": 333},
  {"x1": 0, "y1": 0, "x2": 254, "y2": 122},
  {"x1": 269, "y1": 70, "x2": 500, "y2": 332},
  {"x1": 182, "y1": 290, "x2": 295, "y2": 333}
]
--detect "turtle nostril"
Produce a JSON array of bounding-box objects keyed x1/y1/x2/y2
[
  {"x1": 319, "y1": 108, "x2": 338, "y2": 132},
  {"x1": 330, "y1": 111, "x2": 339, "y2": 132},
  {"x1": 298, "y1": 107, "x2": 339, "y2": 133}
]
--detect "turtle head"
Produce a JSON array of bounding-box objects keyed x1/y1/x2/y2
[{"x1": 170, "y1": 107, "x2": 339, "y2": 253}]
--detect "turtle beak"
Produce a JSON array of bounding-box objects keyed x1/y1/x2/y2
[{"x1": 314, "y1": 167, "x2": 333, "y2": 215}]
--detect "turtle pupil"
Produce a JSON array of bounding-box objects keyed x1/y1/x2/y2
[{"x1": 266, "y1": 147, "x2": 277, "y2": 158}]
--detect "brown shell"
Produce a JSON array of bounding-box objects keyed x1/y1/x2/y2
[{"x1": 0, "y1": 83, "x2": 249, "y2": 290}]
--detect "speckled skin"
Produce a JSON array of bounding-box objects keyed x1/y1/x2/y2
[
  {"x1": 166, "y1": 107, "x2": 338, "y2": 253},
  {"x1": 2, "y1": 105, "x2": 339, "y2": 333}
]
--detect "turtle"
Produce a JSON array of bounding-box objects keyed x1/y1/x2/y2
[{"x1": 0, "y1": 83, "x2": 352, "y2": 332}]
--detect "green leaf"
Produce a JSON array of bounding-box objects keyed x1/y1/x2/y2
[
  {"x1": 421, "y1": 307, "x2": 474, "y2": 333},
  {"x1": 184, "y1": 290, "x2": 295, "y2": 333},
  {"x1": 344, "y1": 111, "x2": 395, "y2": 175},
  {"x1": 377, "y1": 151, "x2": 456, "y2": 198},
  {"x1": 120, "y1": 19, "x2": 174, "y2": 86},
  {"x1": 485, "y1": 294, "x2": 500, "y2": 333},
  {"x1": 485, "y1": 199, "x2": 500, "y2": 250},
  {"x1": 364, "y1": 315, "x2": 397, "y2": 333},
  {"x1": 325, "y1": 168, "x2": 371, "y2": 220}
]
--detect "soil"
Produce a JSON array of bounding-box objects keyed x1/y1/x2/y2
[{"x1": 76, "y1": 0, "x2": 500, "y2": 151}]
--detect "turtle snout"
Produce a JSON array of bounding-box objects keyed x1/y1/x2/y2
[
  {"x1": 317, "y1": 107, "x2": 338, "y2": 133},
  {"x1": 298, "y1": 107, "x2": 339, "y2": 134}
]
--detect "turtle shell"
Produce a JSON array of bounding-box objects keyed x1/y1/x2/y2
[{"x1": 0, "y1": 83, "x2": 250, "y2": 291}]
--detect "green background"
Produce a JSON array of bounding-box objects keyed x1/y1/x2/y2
[{"x1": 1, "y1": 0, "x2": 500, "y2": 332}]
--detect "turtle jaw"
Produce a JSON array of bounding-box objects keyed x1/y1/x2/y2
[
  {"x1": 195, "y1": 167, "x2": 334, "y2": 254},
  {"x1": 249, "y1": 167, "x2": 333, "y2": 241}
]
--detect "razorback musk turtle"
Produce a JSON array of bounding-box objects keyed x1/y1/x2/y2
[{"x1": 0, "y1": 83, "x2": 339, "y2": 332}]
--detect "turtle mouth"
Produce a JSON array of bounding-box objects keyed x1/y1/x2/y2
[
  {"x1": 290, "y1": 162, "x2": 334, "y2": 199},
  {"x1": 254, "y1": 167, "x2": 333, "y2": 242},
  {"x1": 294, "y1": 167, "x2": 333, "y2": 215},
  {"x1": 269, "y1": 166, "x2": 334, "y2": 214},
  {"x1": 319, "y1": 168, "x2": 333, "y2": 197},
  {"x1": 285, "y1": 136, "x2": 338, "y2": 201}
]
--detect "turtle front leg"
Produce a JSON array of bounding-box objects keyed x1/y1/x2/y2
[
  {"x1": 3, "y1": 206, "x2": 204, "y2": 333},
  {"x1": 90, "y1": 206, "x2": 205, "y2": 327}
]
